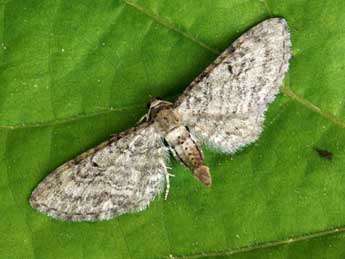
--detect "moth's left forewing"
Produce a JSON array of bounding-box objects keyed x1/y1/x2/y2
[{"x1": 174, "y1": 18, "x2": 291, "y2": 153}]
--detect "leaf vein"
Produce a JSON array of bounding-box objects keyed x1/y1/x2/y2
[
  {"x1": 122, "y1": 0, "x2": 220, "y2": 55},
  {"x1": 0, "y1": 105, "x2": 142, "y2": 129},
  {"x1": 259, "y1": 0, "x2": 273, "y2": 17},
  {"x1": 163, "y1": 226, "x2": 345, "y2": 259},
  {"x1": 282, "y1": 87, "x2": 345, "y2": 128}
]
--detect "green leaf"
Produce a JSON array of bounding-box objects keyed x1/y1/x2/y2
[{"x1": 1, "y1": 0, "x2": 345, "y2": 258}]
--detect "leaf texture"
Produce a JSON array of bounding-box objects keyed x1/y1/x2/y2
[{"x1": 1, "y1": 0, "x2": 345, "y2": 258}]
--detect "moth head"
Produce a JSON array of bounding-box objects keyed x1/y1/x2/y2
[
  {"x1": 147, "y1": 97, "x2": 173, "y2": 113},
  {"x1": 146, "y1": 97, "x2": 178, "y2": 128},
  {"x1": 147, "y1": 96, "x2": 163, "y2": 109}
]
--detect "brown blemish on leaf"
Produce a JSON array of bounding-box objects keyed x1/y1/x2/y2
[{"x1": 314, "y1": 147, "x2": 333, "y2": 160}]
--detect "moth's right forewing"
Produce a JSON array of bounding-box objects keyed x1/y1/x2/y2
[
  {"x1": 30, "y1": 122, "x2": 169, "y2": 221},
  {"x1": 174, "y1": 18, "x2": 291, "y2": 153}
]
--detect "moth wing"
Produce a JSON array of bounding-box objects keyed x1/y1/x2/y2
[
  {"x1": 30, "y1": 122, "x2": 168, "y2": 221},
  {"x1": 174, "y1": 18, "x2": 291, "y2": 153}
]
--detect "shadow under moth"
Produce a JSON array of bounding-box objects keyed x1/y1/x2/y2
[{"x1": 30, "y1": 18, "x2": 291, "y2": 221}]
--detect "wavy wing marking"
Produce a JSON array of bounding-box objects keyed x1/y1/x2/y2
[
  {"x1": 30, "y1": 123, "x2": 168, "y2": 221},
  {"x1": 175, "y1": 18, "x2": 291, "y2": 153}
]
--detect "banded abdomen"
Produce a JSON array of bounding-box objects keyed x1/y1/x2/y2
[{"x1": 164, "y1": 126, "x2": 211, "y2": 186}]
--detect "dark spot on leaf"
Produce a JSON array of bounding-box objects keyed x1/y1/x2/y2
[{"x1": 314, "y1": 148, "x2": 333, "y2": 160}]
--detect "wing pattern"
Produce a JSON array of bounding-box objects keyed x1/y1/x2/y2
[
  {"x1": 30, "y1": 18, "x2": 291, "y2": 221},
  {"x1": 174, "y1": 18, "x2": 291, "y2": 153},
  {"x1": 30, "y1": 122, "x2": 168, "y2": 221}
]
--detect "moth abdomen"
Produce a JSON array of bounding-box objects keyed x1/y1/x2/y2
[{"x1": 164, "y1": 125, "x2": 211, "y2": 186}]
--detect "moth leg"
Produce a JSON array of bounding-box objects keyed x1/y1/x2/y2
[
  {"x1": 163, "y1": 165, "x2": 175, "y2": 200},
  {"x1": 164, "y1": 172, "x2": 170, "y2": 200},
  {"x1": 164, "y1": 173, "x2": 176, "y2": 200},
  {"x1": 137, "y1": 104, "x2": 153, "y2": 124},
  {"x1": 137, "y1": 113, "x2": 149, "y2": 124}
]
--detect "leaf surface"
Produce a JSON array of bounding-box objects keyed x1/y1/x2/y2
[{"x1": 1, "y1": 1, "x2": 345, "y2": 258}]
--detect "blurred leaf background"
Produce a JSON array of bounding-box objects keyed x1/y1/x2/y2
[{"x1": 1, "y1": 0, "x2": 345, "y2": 258}]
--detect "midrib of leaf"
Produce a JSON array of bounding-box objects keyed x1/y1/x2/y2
[{"x1": 163, "y1": 226, "x2": 345, "y2": 259}]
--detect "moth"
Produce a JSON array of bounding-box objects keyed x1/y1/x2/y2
[{"x1": 30, "y1": 18, "x2": 291, "y2": 221}]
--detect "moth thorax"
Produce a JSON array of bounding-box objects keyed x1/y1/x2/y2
[{"x1": 155, "y1": 108, "x2": 182, "y2": 132}]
